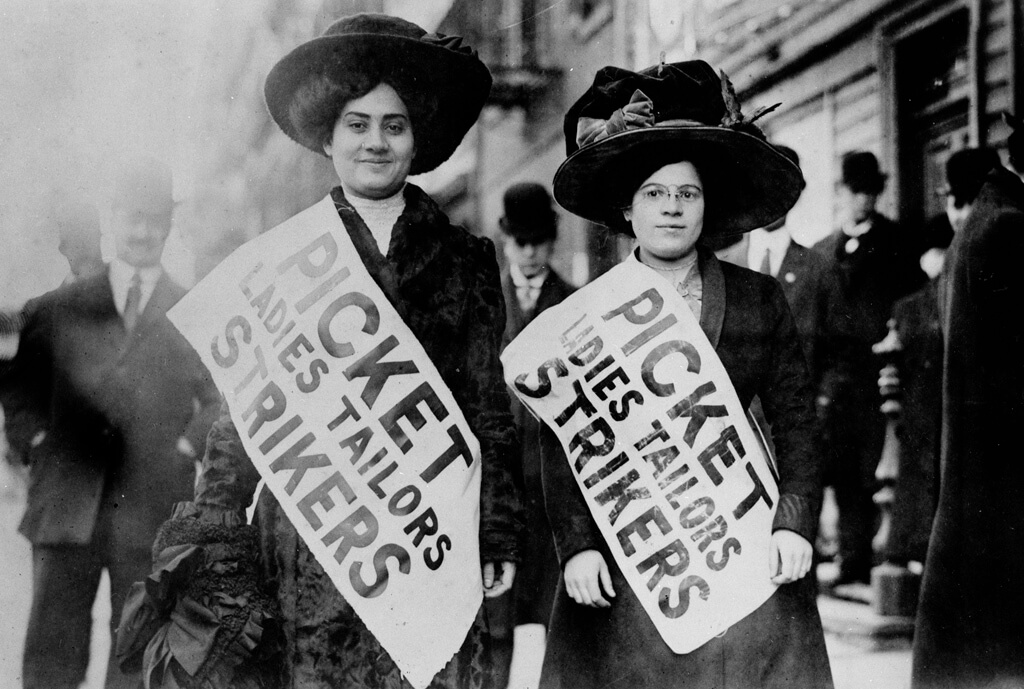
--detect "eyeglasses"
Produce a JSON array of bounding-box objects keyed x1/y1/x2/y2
[{"x1": 633, "y1": 184, "x2": 704, "y2": 205}]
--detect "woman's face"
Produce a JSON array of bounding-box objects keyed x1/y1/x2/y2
[
  {"x1": 324, "y1": 82, "x2": 415, "y2": 200},
  {"x1": 624, "y1": 161, "x2": 705, "y2": 263}
]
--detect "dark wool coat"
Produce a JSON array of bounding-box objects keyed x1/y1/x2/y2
[
  {"x1": 813, "y1": 215, "x2": 925, "y2": 575},
  {"x1": 192, "y1": 184, "x2": 524, "y2": 689},
  {"x1": 775, "y1": 241, "x2": 849, "y2": 398},
  {"x1": 2, "y1": 271, "x2": 219, "y2": 550},
  {"x1": 912, "y1": 167, "x2": 1024, "y2": 689},
  {"x1": 501, "y1": 268, "x2": 576, "y2": 626},
  {"x1": 886, "y1": 281, "x2": 942, "y2": 565},
  {"x1": 539, "y1": 251, "x2": 833, "y2": 689},
  {"x1": 814, "y1": 214, "x2": 926, "y2": 438}
]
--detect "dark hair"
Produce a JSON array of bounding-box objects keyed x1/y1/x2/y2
[
  {"x1": 608, "y1": 155, "x2": 718, "y2": 237},
  {"x1": 945, "y1": 147, "x2": 1000, "y2": 208},
  {"x1": 288, "y1": 63, "x2": 438, "y2": 152}
]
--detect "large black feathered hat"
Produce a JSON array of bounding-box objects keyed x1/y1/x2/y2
[
  {"x1": 265, "y1": 13, "x2": 491, "y2": 175},
  {"x1": 552, "y1": 60, "x2": 804, "y2": 235}
]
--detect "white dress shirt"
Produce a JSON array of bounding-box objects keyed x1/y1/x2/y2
[
  {"x1": 509, "y1": 262, "x2": 549, "y2": 312},
  {"x1": 747, "y1": 227, "x2": 792, "y2": 277},
  {"x1": 109, "y1": 259, "x2": 163, "y2": 318}
]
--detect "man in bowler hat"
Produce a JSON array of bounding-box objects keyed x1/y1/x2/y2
[
  {"x1": 1, "y1": 157, "x2": 220, "y2": 689},
  {"x1": 746, "y1": 146, "x2": 850, "y2": 421},
  {"x1": 496, "y1": 182, "x2": 575, "y2": 688},
  {"x1": 814, "y1": 151, "x2": 925, "y2": 585}
]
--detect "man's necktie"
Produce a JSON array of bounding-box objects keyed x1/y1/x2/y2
[
  {"x1": 758, "y1": 247, "x2": 772, "y2": 276},
  {"x1": 123, "y1": 271, "x2": 142, "y2": 332}
]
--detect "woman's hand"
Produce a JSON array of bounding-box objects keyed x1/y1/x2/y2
[
  {"x1": 483, "y1": 561, "x2": 516, "y2": 598},
  {"x1": 564, "y1": 550, "x2": 616, "y2": 608},
  {"x1": 769, "y1": 529, "x2": 813, "y2": 584}
]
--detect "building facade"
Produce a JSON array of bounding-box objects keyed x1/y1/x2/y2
[{"x1": 453, "y1": 0, "x2": 1021, "y2": 269}]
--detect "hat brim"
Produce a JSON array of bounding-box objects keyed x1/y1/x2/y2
[
  {"x1": 553, "y1": 126, "x2": 804, "y2": 235},
  {"x1": 265, "y1": 32, "x2": 491, "y2": 175},
  {"x1": 501, "y1": 221, "x2": 557, "y2": 243}
]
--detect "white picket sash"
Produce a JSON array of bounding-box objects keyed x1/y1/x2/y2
[
  {"x1": 502, "y1": 259, "x2": 779, "y2": 653},
  {"x1": 168, "y1": 195, "x2": 483, "y2": 688}
]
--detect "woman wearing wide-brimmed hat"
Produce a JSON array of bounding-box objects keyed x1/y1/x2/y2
[
  {"x1": 537, "y1": 61, "x2": 833, "y2": 688},
  {"x1": 117, "y1": 14, "x2": 523, "y2": 689}
]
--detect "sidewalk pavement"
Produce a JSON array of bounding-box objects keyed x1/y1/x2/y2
[
  {"x1": 0, "y1": 478, "x2": 911, "y2": 689},
  {"x1": 821, "y1": 594, "x2": 913, "y2": 689}
]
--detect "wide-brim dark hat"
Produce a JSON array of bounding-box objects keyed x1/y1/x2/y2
[
  {"x1": 553, "y1": 60, "x2": 803, "y2": 235},
  {"x1": 265, "y1": 13, "x2": 491, "y2": 175}
]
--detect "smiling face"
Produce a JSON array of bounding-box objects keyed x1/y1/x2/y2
[
  {"x1": 110, "y1": 204, "x2": 172, "y2": 269},
  {"x1": 324, "y1": 82, "x2": 415, "y2": 200},
  {"x1": 624, "y1": 161, "x2": 705, "y2": 266}
]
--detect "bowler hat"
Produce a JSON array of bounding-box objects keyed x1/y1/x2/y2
[
  {"x1": 265, "y1": 13, "x2": 491, "y2": 175},
  {"x1": 840, "y1": 151, "x2": 887, "y2": 195},
  {"x1": 500, "y1": 182, "x2": 557, "y2": 243},
  {"x1": 552, "y1": 60, "x2": 804, "y2": 235}
]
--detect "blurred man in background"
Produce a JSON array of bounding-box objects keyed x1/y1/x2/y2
[
  {"x1": 747, "y1": 146, "x2": 849, "y2": 437},
  {"x1": 55, "y1": 200, "x2": 105, "y2": 284},
  {"x1": 497, "y1": 182, "x2": 574, "y2": 689},
  {"x1": 2, "y1": 200, "x2": 104, "y2": 484},
  {"x1": 0, "y1": 157, "x2": 219, "y2": 689},
  {"x1": 813, "y1": 151, "x2": 925, "y2": 586},
  {"x1": 878, "y1": 147, "x2": 999, "y2": 569}
]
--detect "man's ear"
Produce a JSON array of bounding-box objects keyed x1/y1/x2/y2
[
  {"x1": 623, "y1": 208, "x2": 632, "y2": 223},
  {"x1": 323, "y1": 136, "x2": 333, "y2": 158}
]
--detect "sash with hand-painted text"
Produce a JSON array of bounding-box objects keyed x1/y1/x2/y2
[
  {"x1": 502, "y1": 259, "x2": 779, "y2": 653},
  {"x1": 168, "y1": 195, "x2": 482, "y2": 689}
]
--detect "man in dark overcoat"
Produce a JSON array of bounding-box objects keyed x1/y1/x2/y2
[
  {"x1": 813, "y1": 151, "x2": 925, "y2": 584},
  {"x1": 746, "y1": 146, "x2": 849, "y2": 427},
  {"x1": 912, "y1": 122, "x2": 1024, "y2": 688},
  {"x1": 883, "y1": 149, "x2": 999, "y2": 566},
  {"x1": 1, "y1": 158, "x2": 220, "y2": 689},
  {"x1": 494, "y1": 182, "x2": 575, "y2": 687}
]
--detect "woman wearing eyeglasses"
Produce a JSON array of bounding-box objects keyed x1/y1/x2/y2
[{"x1": 536, "y1": 60, "x2": 833, "y2": 689}]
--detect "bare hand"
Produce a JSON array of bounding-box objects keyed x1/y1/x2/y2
[
  {"x1": 769, "y1": 529, "x2": 813, "y2": 584},
  {"x1": 483, "y1": 561, "x2": 516, "y2": 598},
  {"x1": 564, "y1": 550, "x2": 616, "y2": 608}
]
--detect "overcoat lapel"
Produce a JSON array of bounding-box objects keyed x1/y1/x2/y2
[
  {"x1": 503, "y1": 272, "x2": 529, "y2": 337},
  {"x1": 117, "y1": 271, "x2": 177, "y2": 361},
  {"x1": 534, "y1": 273, "x2": 565, "y2": 314},
  {"x1": 330, "y1": 185, "x2": 456, "y2": 322},
  {"x1": 698, "y1": 248, "x2": 726, "y2": 348}
]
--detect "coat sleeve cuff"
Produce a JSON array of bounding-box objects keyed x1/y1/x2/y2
[
  {"x1": 771, "y1": 492, "x2": 817, "y2": 543},
  {"x1": 551, "y1": 515, "x2": 604, "y2": 569}
]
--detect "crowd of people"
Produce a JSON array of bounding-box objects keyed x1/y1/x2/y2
[{"x1": 0, "y1": 11, "x2": 1021, "y2": 689}]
